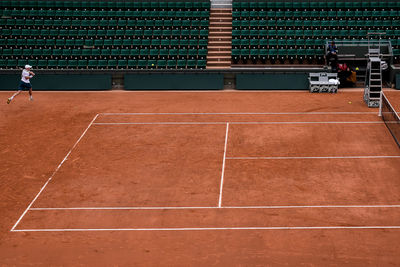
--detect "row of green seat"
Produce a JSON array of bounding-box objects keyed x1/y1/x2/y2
[
  {"x1": 232, "y1": 29, "x2": 393, "y2": 38},
  {"x1": 233, "y1": 1, "x2": 399, "y2": 10},
  {"x1": 233, "y1": 38, "x2": 400, "y2": 48},
  {"x1": 0, "y1": 1, "x2": 210, "y2": 9},
  {"x1": 232, "y1": 48, "x2": 325, "y2": 63},
  {"x1": 0, "y1": 59, "x2": 207, "y2": 69},
  {"x1": 1, "y1": 9, "x2": 210, "y2": 18},
  {"x1": 0, "y1": 48, "x2": 208, "y2": 58},
  {"x1": 1, "y1": 28, "x2": 209, "y2": 38},
  {"x1": 232, "y1": 19, "x2": 400, "y2": 29},
  {"x1": 233, "y1": 38, "x2": 325, "y2": 48},
  {"x1": 0, "y1": 38, "x2": 209, "y2": 48},
  {"x1": 232, "y1": 10, "x2": 399, "y2": 18},
  {"x1": 0, "y1": 18, "x2": 209, "y2": 28}
]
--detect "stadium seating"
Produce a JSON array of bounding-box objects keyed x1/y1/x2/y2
[
  {"x1": 232, "y1": 0, "x2": 400, "y2": 65},
  {"x1": 0, "y1": 1, "x2": 210, "y2": 69}
]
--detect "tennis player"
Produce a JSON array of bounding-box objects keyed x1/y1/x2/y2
[{"x1": 7, "y1": 65, "x2": 35, "y2": 104}]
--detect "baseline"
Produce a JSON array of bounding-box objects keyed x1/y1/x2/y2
[{"x1": 11, "y1": 226, "x2": 400, "y2": 232}]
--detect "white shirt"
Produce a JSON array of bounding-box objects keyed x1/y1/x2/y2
[{"x1": 21, "y1": 69, "x2": 31, "y2": 83}]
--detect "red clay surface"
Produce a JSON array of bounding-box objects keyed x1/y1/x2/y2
[{"x1": 1, "y1": 90, "x2": 400, "y2": 266}]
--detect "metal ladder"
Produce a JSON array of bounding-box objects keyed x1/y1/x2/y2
[{"x1": 364, "y1": 33, "x2": 384, "y2": 108}]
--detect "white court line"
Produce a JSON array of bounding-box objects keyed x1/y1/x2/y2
[
  {"x1": 218, "y1": 123, "x2": 229, "y2": 208},
  {"x1": 227, "y1": 156, "x2": 400, "y2": 160},
  {"x1": 11, "y1": 226, "x2": 400, "y2": 232},
  {"x1": 29, "y1": 205, "x2": 400, "y2": 211},
  {"x1": 10, "y1": 114, "x2": 99, "y2": 232},
  {"x1": 93, "y1": 121, "x2": 384, "y2": 125},
  {"x1": 94, "y1": 122, "x2": 226, "y2": 125},
  {"x1": 100, "y1": 112, "x2": 378, "y2": 115}
]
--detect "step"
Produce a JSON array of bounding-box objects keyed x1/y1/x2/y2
[
  {"x1": 208, "y1": 51, "x2": 231, "y2": 56},
  {"x1": 206, "y1": 66, "x2": 231, "y2": 69},
  {"x1": 208, "y1": 37, "x2": 232, "y2": 41},
  {"x1": 209, "y1": 12, "x2": 232, "y2": 17},
  {"x1": 207, "y1": 64, "x2": 231, "y2": 68},
  {"x1": 209, "y1": 39, "x2": 232, "y2": 43},
  {"x1": 209, "y1": 39, "x2": 231, "y2": 43},
  {"x1": 207, "y1": 55, "x2": 230, "y2": 59},
  {"x1": 210, "y1": 19, "x2": 232, "y2": 23},
  {"x1": 207, "y1": 63, "x2": 231, "y2": 67},
  {"x1": 209, "y1": 26, "x2": 232, "y2": 30},
  {"x1": 208, "y1": 31, "x2": 232, "y2": 36},
  {"x1": 208, "y1": 47, "x2": 232, "y2": 52},
  {"x1": 211, "y1": 5, "x2": 232, "y2": 9},
  {"x1": 209, "y1": 20, "x2": 232, "y2": 23},
  {"x1": 209, "y1": 18, "x2": 232, "y2": 22},
  {"x1": 209, "y1": 29, "x2": 232, "y2": 32},
  {"x1": 208, "y1": 21, "x2": 232, "y2": 27},
  {"x1": 208, "y1": 34, "x2": 232, "y2": 37},
  {"x1": 210, "y1": 8, "x2": 232, "y2": 11}
]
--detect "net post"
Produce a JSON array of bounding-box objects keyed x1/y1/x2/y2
[{"x1": 378, "y1": 91, "x2": 383, "y2": 117}]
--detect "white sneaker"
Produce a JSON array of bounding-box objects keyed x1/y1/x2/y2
[
  {"x1": 29, "y1": 96, "x2": 33, "y2": 101},
  {"x1": 7, "y1": 98, "x2": 11, "y2": 104}
]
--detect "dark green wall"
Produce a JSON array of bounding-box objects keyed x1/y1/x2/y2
[
  {"x1": 125, "y1": 74, "x2": 224, "y2": 90},
  {"x1": 0, "y1": 74, "x2": 112, "y2": 90},
  {"x1": 236, "y1": 73, "x2": 309, "y2": 90}
]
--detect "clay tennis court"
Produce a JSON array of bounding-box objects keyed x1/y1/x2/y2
[{"x1": 1, "y1": 90, "x2": 400, "y2": 265}]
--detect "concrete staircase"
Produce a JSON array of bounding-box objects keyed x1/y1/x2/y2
[{"x1": 206, "y1": 8, "x2": 232, "y2": 69}]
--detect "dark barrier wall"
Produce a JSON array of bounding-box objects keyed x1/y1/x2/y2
[
  {"x1": 396, "y1": 74, "x2": 400, "y2": 90},
  {"x1": 0, "y1": 74, "x2": 112, "y2": 90},
  {"x1": 125, "y1": 74, "x2": 224, "y2": 90},
  {"x1": 236, "y1": 73, "x2": 309, "y2": 90}
]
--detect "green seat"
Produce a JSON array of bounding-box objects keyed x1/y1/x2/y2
[
  {"x1": 198, "y1": 49, "x2": 207, "y2": 59},
  {"x1": 157, "y1": 59, "x2": 167, "y2": 69},
  {"x1": 111, "y1": 49, "x2": 121, "y2": 57},
  {"x1": 127, "y1": 60, "x2": 138, "y2": 68},
  {"x1": 82, "y1": 49, "x2": 92, "y2": 57},
  {"x1": 52, "y1": 49, "x2": 63, "y2": 57},
  {"x1": 137, "y1": 60, "x2": 147, "y2": 69},
  {"x1": 107, "y1": 60, "x2": 117, "y2": 69},
  {"x1": 147, "y1": 60, "x2": 157, "y2": 68},
  {"x1": 101, "y1": 49, "x2": 110, "y2": 56},
  {"x1": 268, "y1": 49, "x2": 278, "y2": 59},
  {"x1": 97, "y1": 59, "x2": 108, "y2": 69},
  {"x1": 48, "y1": 60, "x2": 58, "y2": 69},
  {"x1": 104, "y1": 40, "x2": 113, "y2": 47},
  {"x1": 177, "y1": 60, "x2": 186, "y2": 69},
  {"x1": 130, "y1": 49, "x2": 139, "y2": 58},
  {"x1": 66, "y1": 59, "x2": 77, "y2": 68},
  {"x1": 167, "y1": 60, "x2": 176, "y2": 69},
  {"x1": 169, "y1": 49, "x2": 178, "y2": 59},
  {"x1": 187, "y1": 59, "x2": 196, "y2": 69},
  {"x1": 90, "y1": 49, "x2": 100, "y2": 57},
  {"x1": 159, "y1": 49, "x2": 169, "y2": 59},
  {"x1": 149, "y1": 49, "x2": 159, "y2": 59},
  {"x1": 37, "y1": 60, "x2": 47, "y2": 69}
]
